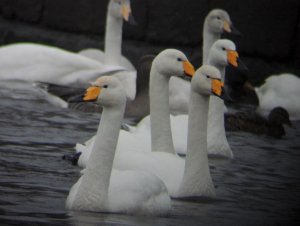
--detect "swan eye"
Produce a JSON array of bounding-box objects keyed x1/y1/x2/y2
[
  {"x1": 177, "y1": 58, "x2": 182, "y2": 62},
  {"x1": 222, "y1": 47, "x2": 226, "y2": 51},
  {"x1": 217, "y1": 16, "x2": 221, "y2": 20},
  {"x1": 206, "y1": 75, "x2": 211, "y2": 79},
  {"x1": 103, "y1": 85, "x2": 108, "y2": 88}
]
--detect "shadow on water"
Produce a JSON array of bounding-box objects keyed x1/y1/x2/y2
[{"x1": 0, "y1": 85, "x2": 299, "y2": 225}]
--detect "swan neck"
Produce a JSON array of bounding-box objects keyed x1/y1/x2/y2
[
  {"x1": 177, "y1": 91, "x2": 215, "y2": 197},
  {"x1": 185, "y1": 93, "x2": 209, "y2": 181},
  {"x1": 208, "y1": 60, "x2": 226, "y2": 81},
  {"x1": 149, "y1": 67, "x2": 175, "y2": 154},
  {"x1": 104, "y1": 12, "x2": 123, "y2": 66},
  {"x1": 84, "y1": 102, "x2": 125, "y2": 199},
  {"x1": 203, "y1": 27, "x2": 221, "y2": 65}
]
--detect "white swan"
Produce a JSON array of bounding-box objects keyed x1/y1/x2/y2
[
  {"x1": 75, "y1": 40, "x2": 242, "y2": 162},
  {"x1": 171, "y1": 39, "x2": 242, "y2": 158},
  {"x1": 255, "y1": 73, "x2": 300, "y2": 120},
  {"x1": 169, "y1": 9, "x2": 238, "y2": 114},
  {"x1": 75, "y1": 49, "x2": 195, "y2": 167},
  {"x1": 66, "y1": 76, "x2": 171, "y2": 215},
  {"x1": 79, "y1": 0, "x2": 135, "y2": 70},
  {"x1": 76, "y1": 62, "x2": 223, "y2": 198},
  {"x1": 0, "y1": 43, "x2": 136, "y2": 100},
  {"x1": 0, "y1": 1, "x2": 137, "y2": 101},
  {"x1": 115, "y1": 65, "x2": 224, "y2": 198}
]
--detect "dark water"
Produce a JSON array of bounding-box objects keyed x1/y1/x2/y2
[{"x1": 0, "y1": 84, "x2": 299, "y2": 226}]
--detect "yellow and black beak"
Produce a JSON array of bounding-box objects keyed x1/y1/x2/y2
[
  {"x1": 227, "y1": 50, "x2": 248, "y2": 70},
  {"x1": 211, "y1": 79, "x2": 231, "y2": 101},
  {"x1": 211, "y1": 79, "x2": 224, "y2": 97},
  {"x1": 121, "y1": 2, "x2": 131, "y2": 22},
  {"x1": 223, "y1": 20, "x2": 241, "y2": 35},
  {"x1": 83, "y1": 86, "x2": 101, "y2": 101},
  {"x1": 68, "y1": 86, "x2": 101, "y2": 103},
  {"x1": 183, "y1": 60, "x2": 195, "y2": 78}
]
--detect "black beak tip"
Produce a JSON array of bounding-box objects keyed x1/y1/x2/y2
[
  {"x1": 237, "y1": 58, "x2": 248, "y2": 71},
  {"x1": 128, "y1": 14, "x2": 137, "y2": 25},
  {"x1": 230, "y1": 25, "x2": 242, "y2": 36},
  {"x1": 217, "y1": 87, "x2": 233, "y2": 102},
  {"x1": 68, "y1": 94, "x2": 84, "y2": 103}
]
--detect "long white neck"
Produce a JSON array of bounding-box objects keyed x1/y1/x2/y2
[
  {"x1": 177, "y1": 90, "x2": 215, "y2": 197},
  {"x1": 149, "y1": 67, "x2": 175, "y2": 154},
  {"x1": 80, "y1": 102, "x2": 125, "y2": 204},
  {"x1": 104, "y1": 12, "x2": 123, "y2": 66},
  {"x1": 207, "y1": 61, "x2": 233, "y2": 158},
  {"x1": 202, "y1": 27, "x2": 221, "y2": 65}
]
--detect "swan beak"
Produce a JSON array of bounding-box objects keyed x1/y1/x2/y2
[
  {"x1": 121, "y1": 3, "x2": 131, "y2": 22},
  {"x1": 183, "y1": 60, "x2": 195, "y2": 77},
  {"x1": 224, "y1": 20, "x2": 241, "y2": 35},
  {"x1": 227, "y1": 50, "x2": 239, "y2": 67},
  {"x1": 83, "y1": 86, "x2": 101, "y2": 101},
  {"x1": 223, "y1": 20, "x2": 231, "y2": 33},
  {"x1": 211, "y1": 79, "x2": 224, "y2": 97}
]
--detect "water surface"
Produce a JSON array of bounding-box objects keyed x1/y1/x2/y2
[{"x1": 0, "y1": 84, "x2": 299, "y2": 225}]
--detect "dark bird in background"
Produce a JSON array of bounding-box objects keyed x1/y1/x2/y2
[{"x1": 225, "y1": 106, "x2": 292, "y2": 138}]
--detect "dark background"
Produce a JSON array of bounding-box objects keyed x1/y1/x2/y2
[{"x1": 0, "y1": 0, "x2": 299, "y2": 86}]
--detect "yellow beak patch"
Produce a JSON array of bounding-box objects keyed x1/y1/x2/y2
[
  {"x1": 183, "y1": 60, "x2": 195, "y2": 77},
  {"x1": 223, "y1": 20, "x2": 231, "y2": 33},
  {"x1": 121, "y1": 4, "x2": 131, "y2": 21},
  {"x1": 83, "y1": 86, "x2": 101, "y2": 101},
  {"x1": 227, "y1": 50, "x2": 239, "y2": 67},
  {"x1": 211, "y1": 79, "x2": 224, "y2": 96}
]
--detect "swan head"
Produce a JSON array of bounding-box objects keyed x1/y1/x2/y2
[
  {"x1": 204, "y1": 9, "x2": 239, "y2": 35},
  {"x1": 82, "y1": 76, "x2": 127, "y2": 108},
  {"x1": 192, "y1": 65, "x2": 226, "y2": 99},
  {"x1": 109, "y1": 0, "x2": 133, "y2": 22},
  {"x1": 152, "y1": 49, "x2": 195, "y2": 79},
  {"x1": 208, "y1": 39, "x2": 246, "y2": 70}
]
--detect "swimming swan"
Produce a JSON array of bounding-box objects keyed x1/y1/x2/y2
[
  {"x1": 75, "y1": 64, "x2": 224, "y2": 198},
  {"x1": 169, "y1": 9, "x2": 239, "y2": 114},
  {"x1": 255, "y1": 73, "x2": 300, "y2": 121},
  {"x1": 171, "y1": 39, "x2": 245, "y2": 157},
  {"x1": 79, "y1": 0, "x2": 135, "y2": 70},
  {"x1": 66, "y1": 76, "x2": 171, "y2": 215},
  {"x1": 75, "y1": 49, "x2": 195, "y2": 167},
  {"x1": 75, "y1": 40, "x2": 243, "y2": 163},
  {"x1": 115, "y1": 65, "x2": 225, "y2": 198},
  {"x1": 0, "y1": 43, "x2": 136, "y2": 100}
]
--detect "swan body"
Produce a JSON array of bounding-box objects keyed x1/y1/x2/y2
[
  {"x1": 66, "y1": 76, "x2": 171, "y2": 215},
  {"x1": 116, "y1": 65, "x2": 224, "y2": 198},
  {"x1": 76, "y1": 40, "x2": 241, "y2": 160},
  {"x1": 0, "y1": 43, "x2": 137, "y2": 100},
  {"x1": 169, "y1": 9, "x2": 237, "y2": 114},
  {"x1": 75, "y1": 51, "x2": 221, "y2": 199},
  {"x1": 171, "y1": 40, "x2": 241, "y2": 158},
  {"x1": 76, "y1": 49, "x2": 195, "y2": 167},
  {"x1": 255, "y1": 73, "x2": 300, "y2": 120},
  {"x1": 0, "y1": 1, "x2": 138, "y2": 104}
]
